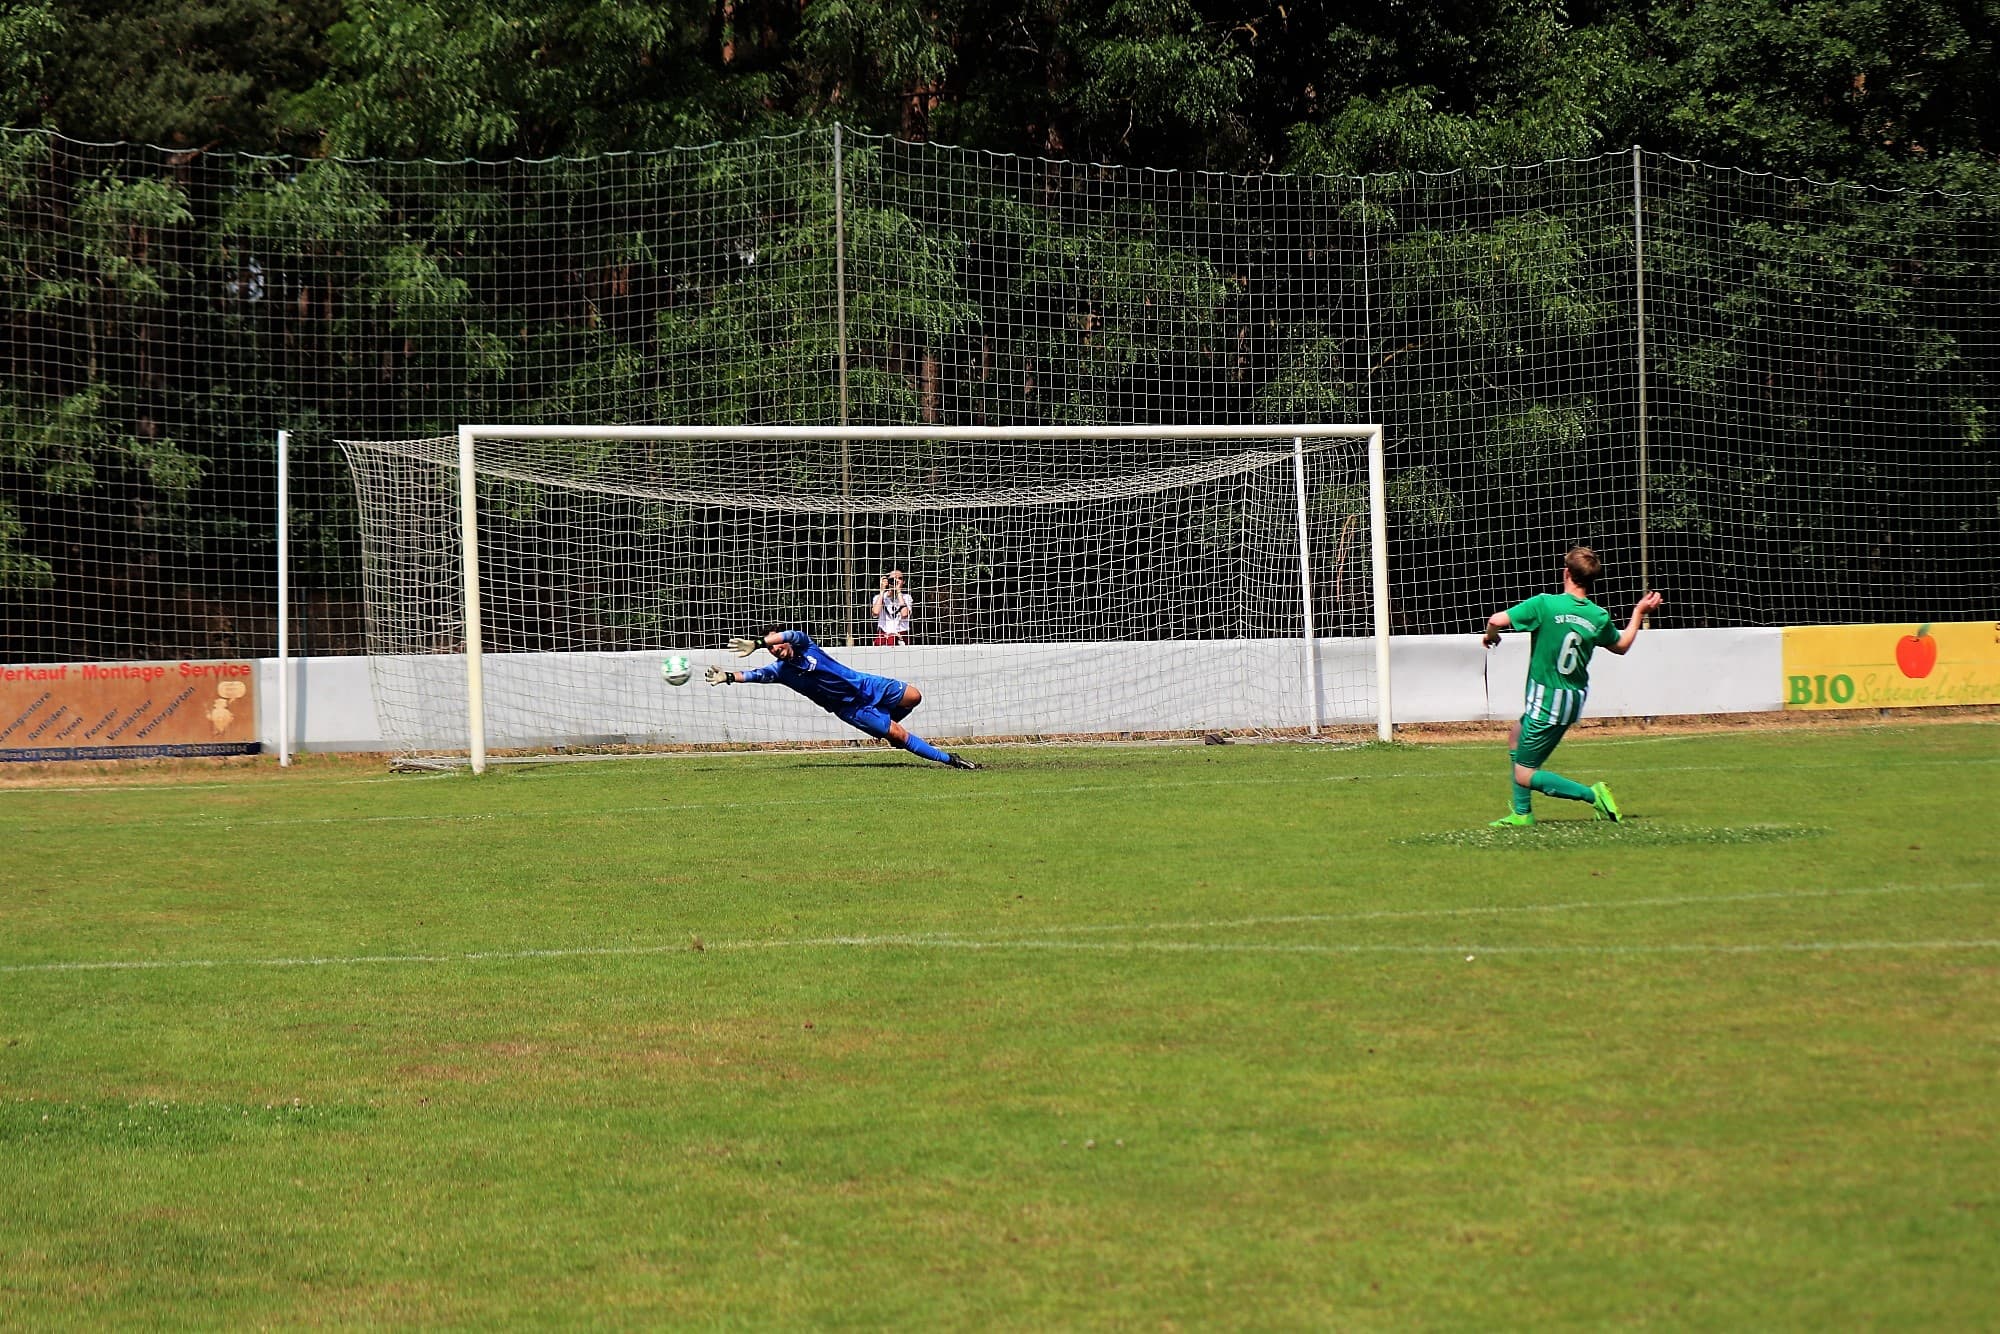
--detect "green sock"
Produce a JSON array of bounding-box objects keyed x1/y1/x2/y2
[
  {"x1": 1507, "y1": 752, "x2": 1533, "y2": 814},
  {"x1": 1531, "y1": 770, "x2": 1595, "y2": 804}
]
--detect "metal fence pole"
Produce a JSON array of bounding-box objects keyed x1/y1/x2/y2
[
  {"x1": 276, "y1": 428, "x2": 290, "y2": 767},
  {"x1": 458, "y1": 426, "x2": 486, "y2": 774},
  {"x1": 1633, "y1": 144, "x2": 1651, "y2": 600},
  {"x1": 834, "y1": 123, "x2": 855, "y2": 645},
  {"x1": 1292, "y1": 435, "x2": 1322, "y2": 736},
  {"x1": 1360, "y1": 175, "x2": 1374, "y2": 431}
]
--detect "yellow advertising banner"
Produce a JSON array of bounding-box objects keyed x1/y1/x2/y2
[
  {"x1": 1782, "y1": 622, "x2": 2000, "y2": 710},
  {"x1": 0, "y1": 660, "x2": 260, "y2": 761}
]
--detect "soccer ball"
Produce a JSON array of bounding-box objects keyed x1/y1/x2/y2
[{"x1": 661, "y1": 654, "x2": 693, "y2": 687}]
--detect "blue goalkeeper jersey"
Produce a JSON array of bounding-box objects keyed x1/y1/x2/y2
[{"x1": 740, "y1": 630, "x2": 902, "y2": 715}]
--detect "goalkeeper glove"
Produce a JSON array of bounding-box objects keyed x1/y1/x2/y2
[
  {"x1": 727, "y1": 636, "x2": 761, "y2": 657},
  {"x1": 705, "y1": 665, "x2": 733, "y2": 686}
]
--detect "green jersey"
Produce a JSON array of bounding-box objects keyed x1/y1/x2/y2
[{"x1": 1506, "y1": 592, "x2": 1619, "y2": 724}]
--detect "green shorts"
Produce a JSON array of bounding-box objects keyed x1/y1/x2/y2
[{"x1": 1511, "y1": 715, "x2": 1571, "y2": 769}]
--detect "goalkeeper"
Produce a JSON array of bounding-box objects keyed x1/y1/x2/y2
[
  {"x1": 1481, "y1": 547, "x2": 1663, "y2": 827},
  {"x1": 706, "y1": 628, "x2": 982, "y2": 770}
]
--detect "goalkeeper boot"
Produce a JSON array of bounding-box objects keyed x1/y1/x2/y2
[
  {"x1": 947, "y1": 754, "x2": 984, "y2": 771},
  {"x1": 1590, "y1": 782, "x2": 1623, "y2": 823},
  {"x1": 1488, "y1": 813, "x2": 1535, "y2": 829}
]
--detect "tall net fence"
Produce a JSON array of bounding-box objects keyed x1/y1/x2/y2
[{"x1": 2, "y1": 129, "x2": 1995, "y2": 667}]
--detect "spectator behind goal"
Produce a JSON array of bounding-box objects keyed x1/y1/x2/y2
[{"x1": 872, "y1": 569, "x2": 912, "y2": 645}]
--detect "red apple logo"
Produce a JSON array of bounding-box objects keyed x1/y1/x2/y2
[{"x1": 1895, "y1": 624, "x2": 1937, "y2": 678}]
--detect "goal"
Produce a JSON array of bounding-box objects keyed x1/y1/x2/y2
[{"x1": 337, "y1": 425, "x2": 1391, "y2": 770}]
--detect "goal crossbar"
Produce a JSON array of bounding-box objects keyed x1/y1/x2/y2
[{"x1": 349, "y1": 439, "x2": 1332, "y2": 512}]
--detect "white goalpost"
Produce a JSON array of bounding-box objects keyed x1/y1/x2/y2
[{"x1": 339, "y1": 424, "x2": 1391, "y2": 771}]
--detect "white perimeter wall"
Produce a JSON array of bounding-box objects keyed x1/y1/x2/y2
[{"x1": 256, "y1": 627, "x2": 1783, "y2": 753}]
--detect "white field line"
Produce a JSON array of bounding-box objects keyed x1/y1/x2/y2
[
  {"x1": 748, "y1": 937, "x2": 2000, "y2": 958},
  {"x1": 2, "y1": 880, "x2": 1989, "y2": 977},
  {"x1": 7, "y1": 938, "x2": 1997, "y2": 977},
  {"x1": 831, "y1": 880, "x2": 1993, "y2": 944},
  {"x1": 2, "y1": 754, "x2": 1996, "y2": 832}
]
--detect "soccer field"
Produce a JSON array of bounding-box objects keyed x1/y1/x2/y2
[{"x1": 2, "y1": 724, "x2": 1995, "y2": 1327}]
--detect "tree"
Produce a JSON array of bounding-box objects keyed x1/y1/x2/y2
[
  {"x1": 1630, "y1": 0, "x2": 2000, "y2": 184},
  {"x1": 7, "y1": 0, "x2": 338, "y2": 151},
  {"x1": 290, "y1": 0, "x2": 787, "y2": 157}
]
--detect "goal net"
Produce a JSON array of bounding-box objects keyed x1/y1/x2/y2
[{"x1": 336, "y1": 425, "x2": 1388, "y2": 767}]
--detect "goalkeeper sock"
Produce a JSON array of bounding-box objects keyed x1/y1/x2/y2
[
  {"x1": 1531, "y1": 769, "x2": 1595, "y2": 803},
  {"x1": 899, "y1": 732, "x2": 954, "y2": 766}
]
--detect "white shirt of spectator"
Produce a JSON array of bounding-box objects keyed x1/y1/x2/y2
[{"x1": 876, "y1": 590, "x2": 912, "y2": 637}]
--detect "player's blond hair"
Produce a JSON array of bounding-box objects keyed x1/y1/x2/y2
[{"x1": 1564, "y1": 546, "x2": 1602, "y2": 591}]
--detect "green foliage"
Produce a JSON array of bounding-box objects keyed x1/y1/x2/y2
[
  {"x1": 219, "y1": 158, "x2": 390, "y2": 248},
  {"x1": 0, "y1": 0, "x2": 1995, "y2": 649},
  {"x1": 795, "y1": 0, "x2": 955, "y2": 123},
  {"x1": 0, "y1": 2, "x2": 59, "y2": 125},
  {"x1": 1490, "y1": 398, "x2": 1598, "y2": 462},
  {"x1": 367, "y1": 244, "x2": 500, "y2": 368},
  {"x1": 0, "y1": 382, "x2": 197, "y2": 500},
  {"x1": 294, "y1": 0, "x2": 778, "y2": 157},
  {"x1": 648, "y1": 144, "x2": 849, "y2": 427},
  {"x1": 0, "y1": 496, "x2": 51, "y2": 590},
  {"x1": 1001, "y1": 209, "x2": 1230, "y2": 421},
  {"x1": 924, "y1": 0, "x2": 1267, "y2": 163},
  {"x1": 72, "y1": 175, "x2": 193, "y2": 303},
  {"x1": 1282, "y1": 4, "x2": 1641, "y2": 176},
  {"x1": 1371, "y1": 202, "x2": 1619, "y2": 492},
  {"x1": 0, "y1": 385, "x2": 113, "y2": 491},
  {"x1": 0, "y1": 0, "x2": 1992, "y2": 182},
  {"x1": 1636, "y1": 0, "x2": 2000, "y2": 181},
  {"x1": 1259, "y1": 329, "x2": 1359, "y2": 422},
  {"x1": 1387, "y1": 466, "x2": 1459, "y2": 532},
  {"x1": 1400, "y1": 209, "x2": 1610, "y2": 353},
  {"x1": 1063, "y1": 0, "x2": 1256, "y2": 148},
  {"x1": 15, "y1": 0, "x2": 338, "y2": 149}
]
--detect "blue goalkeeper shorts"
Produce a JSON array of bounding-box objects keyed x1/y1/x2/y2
[
  {"x1": 836, "y1": 676, "x2": 910, "y2": 739},
  {"x1": 841, "y1": 704, "x2": 895, "y2": 739}
]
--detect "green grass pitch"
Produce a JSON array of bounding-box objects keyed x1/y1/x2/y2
[{"x1": 2, "y1": 723, "x2": 1995, "y2": 1326}]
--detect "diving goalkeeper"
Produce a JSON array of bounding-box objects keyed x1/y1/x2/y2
[
  {"x1": 706, "y1": 628, "x2": 982, "y2": 770},
  {"x1": 1481, "y1": 547, "x2": 1662, "y2": 827}
]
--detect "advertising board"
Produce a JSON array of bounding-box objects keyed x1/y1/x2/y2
[{"x1": 0, "y1": 660, "x2": 260, "y2": 761}]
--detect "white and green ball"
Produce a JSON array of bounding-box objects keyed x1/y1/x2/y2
[{"x1": 662, "y1": 654, "x2": 693, "y2": 686}]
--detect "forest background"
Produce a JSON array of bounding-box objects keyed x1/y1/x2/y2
[
  {"x1": 9, "y1": 0, "x2": 1996, "y2": 180},
  {"x1": 0, "y1": 0, "x2": 1995, "y2": 659}
]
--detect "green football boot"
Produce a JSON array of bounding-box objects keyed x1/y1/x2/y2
[
  {"x1": 1488, "y1": 812, "x2": 1536, "y2": 829},
  {"x1": 1590, "y1": 781, "x2": 1623, "y2": 823}
]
